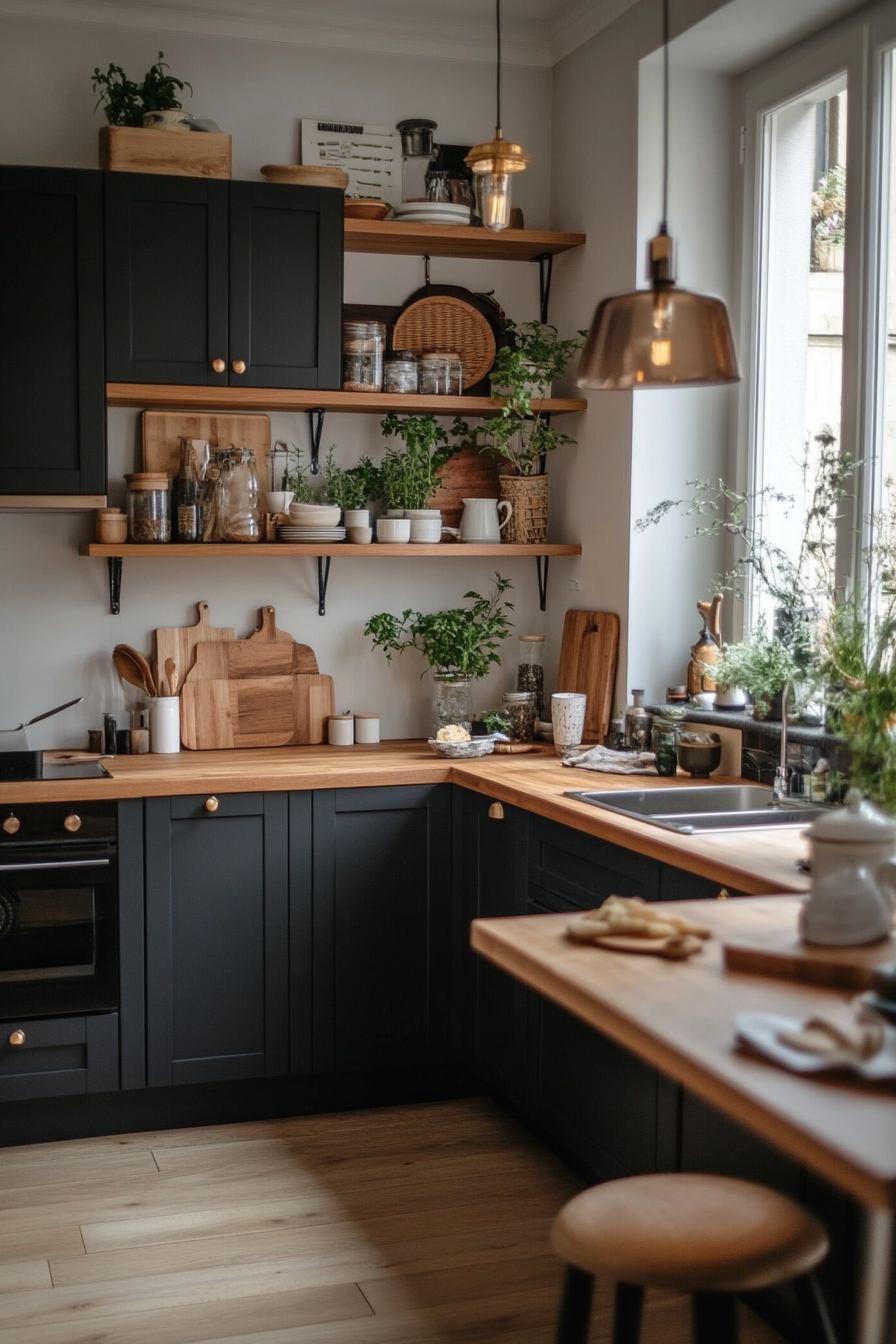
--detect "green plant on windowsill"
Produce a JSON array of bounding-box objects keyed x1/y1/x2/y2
[
  {"x1": 377, "y1": 412, "x2": 465, "y2": 511},
  {"x1": 364, "y1": 574, "x2": 514, "y2": 680},
  {"x1": 92, "y1": 52, "x2": 192, "y2": 127},
  {"x1": 708, "y1": 619, "x2": 801, "y2": 719}
]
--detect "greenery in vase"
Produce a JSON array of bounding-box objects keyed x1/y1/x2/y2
[
  {"x1": 364, "y1": 574, "x2": 514, "y2": 680},
  {"x1": 473, "y1": 320, "x2": 587, "y2": 477},
  {"x1": 377, "y1": 412, "x2": 464, "y2": 511},
  {"x1": 321, "y1": 447, "x2": 379, "y2": 511},
  {"x1": 812, "y1": 164, "x2": 846, "y2": 249},
  {"x1": 709, "y1": 619, "x2": 801, "y2": 717},
  {"x1": 92, "y1": 52, "x2": 192, "y2": 126}
]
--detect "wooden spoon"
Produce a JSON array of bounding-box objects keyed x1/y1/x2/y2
[
  {"x1": 165, "y1": 657, "x2": 179, "y2": 697},
  {"x1": 112, "y1": 645, "x2": 156, "y2": 698}
]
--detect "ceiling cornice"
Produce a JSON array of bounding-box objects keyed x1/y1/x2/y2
[{"x1": 547, "y1": 0, "x2": 640, "y2": 65}]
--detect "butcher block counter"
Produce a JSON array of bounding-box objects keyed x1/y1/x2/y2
[{"x1": 2, "y1": 743, "x2": 809, "y2": 895}]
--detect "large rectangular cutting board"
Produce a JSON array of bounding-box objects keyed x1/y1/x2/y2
[
  {"x1": 180, "y1": 675, "x2": 335, "y2": 749},
  {"x1": 555, "y1": 610, "x2": 620, "y2": 744},
  {"x1": 142, "y1": 411, "x2": 271, "y2": 486}
]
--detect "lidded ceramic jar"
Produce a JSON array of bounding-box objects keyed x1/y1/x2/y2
[{"x1": 800, "y1": 791, "x2": 896, "y2": 946}]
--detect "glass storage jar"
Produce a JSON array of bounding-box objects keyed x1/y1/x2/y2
[
  {"x1": 624, "y1": 688, "x2": 652, "y2": 752},
  {"x1": 516, "y1": 635, "x2": 545, "y2": 714},
  {"x1": 125, "y1": 473, "x2": 170, "y2": 543},
  {"x1": 418, "y1": 352, "x2": 452, "y2": 396},
  {"x1": 652, "y1": 716, "x2": 679, "y2": 776},
  {"x1": 383, "y1": 351, "x2": 418, "y2": 394},
  {"x1": 219, "y1": 447, "x2": 261, "y2": 543},
  {"x1": 342, "y1": 320, "x2": 385, "y2": 392},
  {"x1": 431, "y1": 671, "x2": 473, "y2": 738},
  {"x1": 502, "y1": 690, "x2": 537, "y2": 742}
]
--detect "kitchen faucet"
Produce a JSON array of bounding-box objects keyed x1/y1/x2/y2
[{"x1": 773, "y1": 683, "x2": 791, "y2": 804}]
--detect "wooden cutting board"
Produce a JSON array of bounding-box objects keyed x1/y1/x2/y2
[
  {"x1": 155, "y1": 602, "x2": 236, "y2": 689},
  {"x1": 142, "y1": 411, "x2": 271, "y2": 484},
  {"x1": 723, "y1": 925, "x2": 896, "y2": 991},
  {"x1": 180, "y1": 675, "x2": 335, "y2": 749},
  {"x1": 555, "y1": 610, "x2": 620, "y2": 744},
  {"x1": 188, "y1": 639, "x2": 319, "y2": 680},
  {"x1": 247, "y1": 606, "x2": 301, "y2": 648}
]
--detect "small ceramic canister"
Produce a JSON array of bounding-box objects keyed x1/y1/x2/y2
[
  {"x1": 354, "y1": 713, "x2": 380, "y2": 744},
  {"x1": 328, "y1": 714, "x2": 354, "y2": 746},
  {"x1": 801, "y1": 790, "x2": 896, "y2": 946},
  {"x1": 551, "y1": 692, "x2": 587, "y2": 750}
]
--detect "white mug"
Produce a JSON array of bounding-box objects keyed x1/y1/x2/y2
[
  {"x1": 552, "y1": 692, "x2": 587, "y2": 749},
  {"x1": 149, "y1": 697, "x2": 180, "y2": 753},
  {"x1": 344, "y1": 509, "x2": 369, "y2": 529},
  {"x1": 410, "y1": 519, "x2": 442, "y2": 543},
  {"x1": 460, "y1": 498, "x2": 512, "y2": 543}
]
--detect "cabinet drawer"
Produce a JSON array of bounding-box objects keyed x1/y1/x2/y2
[
  {"x1": 529, "y1": 816, "x2": 660, "y2": 908},
  {"x1": 170, "y1": 794, "x2": 265, "y2": 820},
  {"x1": 0, "y1": 1014, "x2": 119, "y2": 1101},
  {"x1": 659, "y1": 865, "x2": 745, "y2": 902}
]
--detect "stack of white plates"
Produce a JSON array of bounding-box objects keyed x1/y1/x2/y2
[
  {"x1": 277, "y1": 526, "x2": 346, "y2": 542},
  {"x1": 393, "y1": 201, "x2": 471, "y2": 227}
]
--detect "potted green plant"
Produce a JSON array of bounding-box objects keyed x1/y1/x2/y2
[
  {"x1": 812, "y1": 164, "x2": 846, "y2": 272},
  {"x1": 710, "y1": 619, "x2": 801, "y2": 720},
  {"x1": 321, "y1": 448, "x2": 380, "y2": 515},
  {"x1": 92, "y1": 52, "x2": 192, "y2": 127},
  {"x1": 377, "y1": 412, "x2": 463, "y2": 514},
  {"x1": 364, "y1": 574, "x2": 514, "y2": 735},
  {"x1": 473, "y1": 320, "x2": 587, "y2": 543}
]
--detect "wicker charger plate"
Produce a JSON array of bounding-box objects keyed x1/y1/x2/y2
[{"x1": 393, "y1": 296, "x2": 496, "y2": 389}]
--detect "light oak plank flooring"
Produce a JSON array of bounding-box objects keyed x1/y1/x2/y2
[{"x1": 0, "y1": 1097, "x2": 785, "y2": 1343}]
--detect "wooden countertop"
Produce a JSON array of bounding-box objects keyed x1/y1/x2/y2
[
  {"x1": 472, "y1": 897, "x2": 896, "y2": 1211},
  {"x1": 0, "y1": 743, "x2": 809, "y2": 895}
]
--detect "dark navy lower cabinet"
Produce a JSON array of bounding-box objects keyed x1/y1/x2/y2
[
  {"x1": 528, "y1": 815, "x2": 661, "y2": 908},
  {"x1": 311, "y1": 785, "x2": 452, "y2": 1074},
  {"x1": 144, "y1": 793, "x2": 289, "y2": 1087},
  {"x1": 0, "y1": 1014, "x2": 119, "y2": 1102}
]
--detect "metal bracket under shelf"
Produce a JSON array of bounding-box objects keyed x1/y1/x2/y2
[
  {"x1": 535, "y1": 253, "x2": 554, "y2": 325},
  {"x1": 536, "y1": 555, "x2": 549, "y2": 611},
  {"x1": 317, "y1": 556, "x2": 331, "y2": 616},
  {"x1": 108, "y1": 556, "x2": 123, "y2": 615},
  {"x1": 307, "y1": 409, "x2": 325, "y2": 474}
]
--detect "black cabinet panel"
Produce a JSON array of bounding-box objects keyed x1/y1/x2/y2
[
  {"x1": 0, "y1": 1013, "x2": 118, "y2": 1101},
  {"x1": 529, "y1": 815, "x2": 660, "y2": 908},
  {"x1": 105, "y1": 173, "x2": 229, "y2": 386},
  {"x1": 144, "y1": 793, "x2": 288, "y2": 1086},
  {"x1": 0, "y1": 166, "x2": 105, "y2": 494},
  {"x1": 659, "y1": 865, "x2": 744, "y2": 902},
  {"x1": 117, "y1": 799, "x2": 145, "y2": 1090},
  {"x1": 288, "y1": 792, "x2": 313, "y2": 1075}
]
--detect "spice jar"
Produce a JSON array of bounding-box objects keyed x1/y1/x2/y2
[
  {"x1": 502, "y1": 690, "x2": 537, "y2": 742},
  {"x1": 516, "y1": 635, "x2": 545, "y2": 714},
  {"x1": 383, "y1": 351, "x2": 418, "y2": 394},
  {"x1": 125, "y1": 473, "x2": 170, "y2": 543},
  {"x1": 652, "y1": 715, "x2": 679, "y2": 776},
  {"x1": 95, "y1": 508, "x2": 127, "y2": 544},
  {"x1": 418, "y1": 352, "x2": 451, "y2": 396},
  {"x1": 343, "y1": 320, "x2": 385, "y2": 392},
  {"x1": 624, "y1": 688, "x2": 652, "y2": 752}
]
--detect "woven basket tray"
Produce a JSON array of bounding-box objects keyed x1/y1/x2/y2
[{"x1": 393, "y1": 296, "x2": 496, "y2": 389}]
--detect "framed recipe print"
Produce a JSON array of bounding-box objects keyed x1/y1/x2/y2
[{"x1": 301, "y1": 120, "x2": 401, "y2": 205}]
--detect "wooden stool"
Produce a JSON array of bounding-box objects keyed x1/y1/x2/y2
[{"x1": 550, "y1": 1173, "x2": 837, "y2": 1344}]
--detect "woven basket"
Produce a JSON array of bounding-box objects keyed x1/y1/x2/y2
[
  {"x1": 499, "y1": 474, "x2": 549, "y2": 544},
  {"x1": 393, "y1": 296, "x2": 496, "y2": 389}
]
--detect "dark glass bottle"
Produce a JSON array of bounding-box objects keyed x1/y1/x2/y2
[{"x1": 174, "y1": 443, "x2": 199, "y2": 543}]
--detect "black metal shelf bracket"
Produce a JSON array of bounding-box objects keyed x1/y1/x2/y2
[
  {"x1": 535, "y1": 253, "x2": 554, "y2": 325},
  {"x1": 317, "y1": 556, "x2": 332, "y2": 616},
  {"x1": 307, "y1": 409, "x2": 326, "y2": 475},
  {"x1": 536, "y1": 555, "x2": 549, "y2": 612},
  {"x1": 108, "y1": 556, "x2": 123, "y2": 615}
]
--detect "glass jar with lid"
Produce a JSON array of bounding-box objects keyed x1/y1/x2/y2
[
  {"x1": 383, "y1": 350, "x2": 418, "y2": 394},
  {"x1": 652, "y1": 715, "x2": 679, "y2": 776},
  {"x1": 220, "y1": 447, "x2": 262, "y2": 543},
  {"x1": 418, "y1": 352, "x2": 451, "y2": 396},
  {"x1": 624, "y1": 688, "x2": 652, "y2": 752},
  {"x1": 125, "y1": 473, "x2": 170, "y2": 543},
  {"x1": 516, "y1": 635, "x2": 545, "y2": 714},
  {"x1": 502, "y1": 690, "x2": 537, "y2": 742},
  {"x1": 342, "y1": 320, "x2": 385, "y2": 392}
]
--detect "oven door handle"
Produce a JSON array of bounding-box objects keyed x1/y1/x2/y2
[{"x1": 0, "y1": 859, "x2": 111, "y2": 872}]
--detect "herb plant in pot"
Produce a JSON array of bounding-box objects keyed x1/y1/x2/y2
[
  {"x1": 710, "y1": 619, "x2": 801, "y2": 721},
  {"x1": 377, "y1": 413, "x2": 465, "y2": 541},
  {"x1": 364, "y1": 574, "x2": 514, "y2": 736},
  {"x1": 475, "y1": 321, "x2": 587, "y2": 544},
  {"x1": 92, "y1": 52, "x2": 193, "y2": 127},
  {"x1": 321, "y1": 447, "x2": 379, "y2": 525}
]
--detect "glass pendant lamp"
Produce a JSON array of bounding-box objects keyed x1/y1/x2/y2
[
  {"x1": 577, "y1": 0, "x2": 739, "y2": 389},
  {"x1": 465, "y1": 0, "x2": 528, "y2": 233}
]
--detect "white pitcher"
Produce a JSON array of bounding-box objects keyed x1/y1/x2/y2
[
  {"x1": 460, "y1": 497, "x2": 512, "y2": 543},
  {"x1": 801, "y1": 791, "x2": 896, "y2": 946}
]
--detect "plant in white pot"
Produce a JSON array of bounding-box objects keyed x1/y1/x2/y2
[{"x1": 92, "y1": 53, "x2": 193, "y2": 127}]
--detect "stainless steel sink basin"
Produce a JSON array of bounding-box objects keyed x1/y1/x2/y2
[{"x1": 564, "y1": 784, "x2": 824, "y2": 834}]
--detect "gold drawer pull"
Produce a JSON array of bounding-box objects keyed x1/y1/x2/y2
[
  {"x1": 205, "y1": 796, "x2": 219, "y2": 813},
  {"x1": 2, "y1": 815, "x2": 20, "y2": 835},
  {"x1": 488, "y1": 802, "x2": 504, "y2": 820},
  {"x1": 9, "y1": 1031, "x2": 25, "y2": 1047},
  {"x1": 64, "y1": 814, "x2": 82, "y2": 833},
  {"x1": 717, "y1": 887, "x2": 730, "y2": 900}
]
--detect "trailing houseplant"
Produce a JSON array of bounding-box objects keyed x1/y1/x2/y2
[
  {"x1": 92, "y1": 52, "x2": 192, "y2": 127},
  {"x1": 377, "y1": 412, "x2": 464, "y2": 512}
]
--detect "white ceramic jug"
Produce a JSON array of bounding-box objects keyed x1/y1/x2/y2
[
  {"x1": 801, "y1": 791, "x2": 896, "y2": 946},
  {"x1": 460, "y1": 497, "x2": 512, "y2": 543}
]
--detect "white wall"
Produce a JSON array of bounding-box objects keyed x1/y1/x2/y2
[{"x1": 0, "y1": 12, "x2": 555, "y2": 747}]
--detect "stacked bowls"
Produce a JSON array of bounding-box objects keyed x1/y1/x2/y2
[{"x1": 278, "y1": 502, "x2": 345, "y2": 542}]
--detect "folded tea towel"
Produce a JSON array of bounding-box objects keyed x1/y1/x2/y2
[
  {"x1": 562, "y1": 744, "x2": 658, "y2": 775},
  {"x1": 777, "y1": 1004, "x2": 885, "y2": 1062}
]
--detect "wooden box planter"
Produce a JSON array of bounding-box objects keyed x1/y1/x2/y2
[{"x1": 99, "y1": 126, "x2": 232, "y2": 179}]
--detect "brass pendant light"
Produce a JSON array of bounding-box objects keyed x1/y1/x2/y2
[
  {"x1": 576, "y1": 0, "x2": 739, "y2": 389},
  {"x1": 464, "y1": 0, "x2": 529, "y2": 232}
]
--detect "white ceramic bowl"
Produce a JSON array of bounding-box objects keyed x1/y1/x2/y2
[
  {"x1": 289, "y1": 505, "x2": 342, "y2": 527},
  {"x1": 376, "y1": 518, "x2": 411, "y2": 543},
  {"x1": 409, "y1": 519, "x2": 442, "y2": 543},
  {"x1": 265, "y1": 491, "x2": 294, "y2": 513}
]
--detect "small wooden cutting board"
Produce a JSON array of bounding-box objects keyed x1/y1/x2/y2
[
  {"x1": 247, "y1": 606, "x2": 299, "y2": 647},
  {"x1": 723, "y1": 929, "x2": 896, "y2": 991},
  {"x1": 556, "y1": 610, "x2": 620, "y2": 744},
  {"x1": 188, "y1": 639, "x2": 319, "y2": 680},
  {"x1": 155, "y1": 603, "x2": 235, "y2": 688},
  {"x1": 142, "y1": 411, "x2": 271, "y2": 483}
]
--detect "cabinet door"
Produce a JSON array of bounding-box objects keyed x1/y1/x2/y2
[
  {"x1": 452, "y1": 790, "x2": 530, "y2": 1103},
  {"x1": 312, "y1": 785, "x2": 452, "y2": 1073},
  {"x1": 144, "y1": 793, "x2": 288, "y2": 1086},
  {"x1": 529, "y1": 815, "x2": 660, "y2": 908},
  {"x1": 105, "y1": 173, "x2": 229, "y2": 386},
  {"x1": 0, "y1": 1014, "x2": 118, "y2": 1101},
  {"x1": 229, "y1": 181, "x2": 343, "y2": 389},
  {"x1": 0, "y1": 166, "x2": 105, "y2": 494}
]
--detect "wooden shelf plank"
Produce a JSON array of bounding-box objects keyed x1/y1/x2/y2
[
  {"x1": 106, "y1": 384, "x2": 587, "y2": 414},
  {"x1": 343, "y1": 219, "x2": 586, "y2": 261},
  {"x1": 81, "y1": 542, "x2": 582, "y2": 559}
]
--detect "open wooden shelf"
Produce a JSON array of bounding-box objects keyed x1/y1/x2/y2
[
  {"x1": 343, "y1": 219, "x2": 586, "y2": 262},
  {"x1": 82, "y1": 542, "x2": 582, "y2": 559},
  {"x1": 106, "y1": 385, "x2": 587, "y2": 414}
]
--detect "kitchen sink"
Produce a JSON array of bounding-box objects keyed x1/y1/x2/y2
[{"x1": 564, "y1": 784, "x2": 825, "y2": 834}]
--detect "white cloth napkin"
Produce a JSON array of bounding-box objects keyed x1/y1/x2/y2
[{"x1": 562, "y1": 744, "x2": 658, "y2": 775}]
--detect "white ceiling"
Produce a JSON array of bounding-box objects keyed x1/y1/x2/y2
[{"x1": 0, "y1": 0, "x2": 873, "y2": 69}]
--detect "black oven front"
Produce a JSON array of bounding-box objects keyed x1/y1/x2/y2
[{"x1": 0, "y1": 801, "x2": 117, "y2": 1020}]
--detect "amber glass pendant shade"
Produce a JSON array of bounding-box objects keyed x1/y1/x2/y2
[{"x1": 464, "y1": 0, "x2": 528, "y2": 234}]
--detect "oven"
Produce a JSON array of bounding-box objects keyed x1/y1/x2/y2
[{"x1": 0, "y1": 801, "x2": 117, "y2": 1020}]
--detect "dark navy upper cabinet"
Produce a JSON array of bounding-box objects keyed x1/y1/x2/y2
[
  {"x1": 0, "y1": 166, "x2": 105, "y2": 495},
  {"x1": 105, "y1": 173, "x2": 342, "y2": 388},
  {"x1": 144, "y1": 793, "x2": 289, "y2": 1087}
]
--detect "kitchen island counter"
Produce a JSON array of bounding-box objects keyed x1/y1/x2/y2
[{"x1": 1, "y1": 744, "x2": 810, "y2": 895}]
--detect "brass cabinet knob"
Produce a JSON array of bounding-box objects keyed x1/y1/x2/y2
[
  {"x1": 487, "y1": 802, "x2": 504, "y2": 820},
  {"x1": 205, "y1": 796, "x2": 219, "y2": 813},
  {"x1": 717, "y1": 887, "x2": 730, "y2": 900},
  {"x1": 2, "y1": 815, "x2": 20, "y2": 835},
  {"x1": 64, "y1": 813, "x2": 82, "y2": 833},
  {"x1": 9, "y1": 1030, "x2": 25, "y2": 1047},
  {"x1": 231, "y1": 359, "x2": 247, "y2": 375},
  {"x1": 211, "y1": 357, "x2": 226, "y2": 373}
]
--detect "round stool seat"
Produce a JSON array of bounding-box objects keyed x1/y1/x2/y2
[{"x1": 551, "y1": 1174, "x2": 828, "y2": 1293}]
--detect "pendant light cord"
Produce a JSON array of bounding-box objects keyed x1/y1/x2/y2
[
  {"x1": 661, "y1": 0, "x2": 669, "y2": 233},
  {"x1": 496, "y1": 0, "x2": 502, "y2": 131}
]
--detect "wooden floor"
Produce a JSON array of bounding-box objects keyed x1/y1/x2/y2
[{"x1": 0, "y1": 1097, "x2": 785, "y2": 1343}]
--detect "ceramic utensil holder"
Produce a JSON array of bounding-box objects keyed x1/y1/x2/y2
[
  {"x1": 150, "y1": 697, "x2": 180, "y2": 754},
  {"x1": 552, "y1": 692, "x2": 587, "y2": 749}
]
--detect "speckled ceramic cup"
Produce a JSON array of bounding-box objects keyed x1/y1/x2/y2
[{"x1": 551, "y1": 692, "x2": 587, "y2": 749}]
